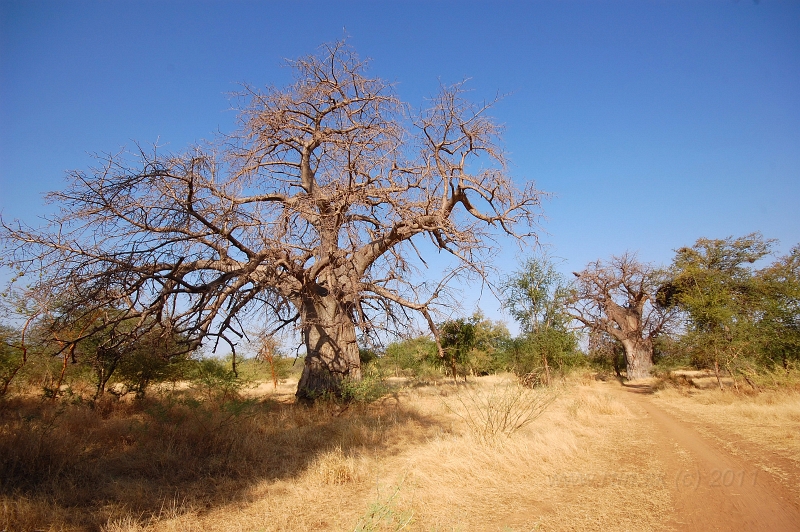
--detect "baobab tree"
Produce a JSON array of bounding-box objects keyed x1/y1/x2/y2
[
  {"x1": 568, "y1": 254, "x2": 676, "y2": 380},
  {"x1": 0, "y1": 42, "x2": 543, "y2": 400}
]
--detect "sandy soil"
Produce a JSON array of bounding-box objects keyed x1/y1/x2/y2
[{"x1": 605, "y1": 381, "x2": 800, "y2": 532}]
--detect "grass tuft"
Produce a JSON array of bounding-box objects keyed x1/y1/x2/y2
[{"x1": 442, "y1": 378, "x2": 557, "y2": 444}]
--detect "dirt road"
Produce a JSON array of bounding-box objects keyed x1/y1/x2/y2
[{"x1": 607, "y1": 382, "x2": 800, "y2": 531}]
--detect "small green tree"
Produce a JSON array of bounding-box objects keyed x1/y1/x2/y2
[
  {"x1": 502, "y1": 255, "x2": 580, "y2": 383},
  {"x1": 660, "y1": 233, "x2": 776, "y2": 388},
  {"x1": 383, "y1": 336, "x2": 439, "y2": 378},
  {"x1": 504, "y1": 329, "x2": 579, "y2": 385},
  {"x1": 465, "y1": 312, "x2": 511, "y2": 376},
  {"x1": 438, "y1": 312, "x2": 510, "y2": 380},
  {"x1": 439, "y1": 317, "x2": 477, "y2": 381},
  {"x1": 753, "y1": 245, "x2": 800, "y2": 371},
  {"x1": 503, "y1": 255, "x2": 572, "y2": 334},
  {"x1": 112, "y1": 329, "x2": 194, "y2": 398}
]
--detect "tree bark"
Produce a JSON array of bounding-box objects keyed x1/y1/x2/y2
[
  {"x1": 295, "y1": 294, "x2": 361, "y2": 401},
  {"x1": 621, "y1": 339, "x2": 653, "y2": 380}
]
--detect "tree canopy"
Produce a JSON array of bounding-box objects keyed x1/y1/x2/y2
[
  {"x1": 660, "y1": 233, "x2": 799, "y2": 385},
  {"x1": 0, "y1": 42, "x2": 543, "y2": 399}
]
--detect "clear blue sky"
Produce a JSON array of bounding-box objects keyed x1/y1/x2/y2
[{"x1": 2, "y1": 0, "x2": 799, "y2": 325}]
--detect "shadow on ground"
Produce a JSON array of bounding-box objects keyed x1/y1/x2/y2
[{"x1": 1, "y1": 391, "x2": 441, "y2": 531}]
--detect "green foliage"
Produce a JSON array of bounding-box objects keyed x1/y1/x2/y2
[
  {"x1": 651, "y1": 334, "x2": 690, "y2": 369},
  {"x1": 0, "y1": 324, "x2": 24, "y2": 395},
  {"x1": 753, "y1": 245, "x2": 800, "y2": 369},
  {"x1": 358, "y1": 347, "x2": 379, "y2": 366},
  {"x1": 113, "y1": 349, "x2": 195, "y2": 399},
  {"x1": 439, "y1": 317, "x2": 477, "y2": 379},
  {"x1": 501, "y1": 256, "x2": 582, "y2": 383},
  {"x1": 502, "y1": 255, "x2": 572, "y2": 334},
  {"x1": 663, "y1": 233, "x2": 800, "y2": 384},
  {"x1": 438, "y1": 312, "x2": 511, "y2": 379},
  {"x1": 107, "y1": 327, "x2": 194, "y2": 398},
  {"x1": 663, "y1": 233, "x2": 773, "y2": 330},
  {"x1": 340, "y1": 363, "x2": 389, "y2": 403},
  {"x1": 188, "y1": 358, "x2": 243, "y2": 401},
  {"x1": 505, "y1": 328, "x2": 582, "y2": 385},
  {"x1": 383, "y1": 336, "x2": 439, "y2": 377}
]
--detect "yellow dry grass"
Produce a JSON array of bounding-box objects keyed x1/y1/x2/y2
[{"x1": 3, "y1": 374, "x2": 677, "y2": 531}]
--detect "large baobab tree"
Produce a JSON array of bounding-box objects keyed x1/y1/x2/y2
[
  {"x1": 568, "y1": 254, "x2": 676, "y2": 380},
  {"x1": 0, "y1": 42, "x2": 543, "y2": 400}
]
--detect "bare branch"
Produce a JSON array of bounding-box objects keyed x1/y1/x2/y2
[{"x1": 1, "y1": 41, "x2": 544, "y2": 398}]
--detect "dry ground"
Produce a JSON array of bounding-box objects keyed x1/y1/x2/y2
[{"x1": 2, "y1": 373, "x2": 799, "y2": 531}]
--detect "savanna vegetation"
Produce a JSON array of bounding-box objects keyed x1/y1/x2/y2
[{"x1": 1, "y1": 41, "x2": 798, "y2": 531}]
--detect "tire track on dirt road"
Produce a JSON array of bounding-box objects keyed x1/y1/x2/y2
[{"x1": 607, "y1": 382, "x2": 800, "y2": 532}]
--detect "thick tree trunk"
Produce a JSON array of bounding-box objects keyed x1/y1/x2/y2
[
  {"x1": 295, "y1": 295, "x2": 361, "y2": 401},
  {"x1": 621, "y1": 339, "x2": 653, "y2": 380}
]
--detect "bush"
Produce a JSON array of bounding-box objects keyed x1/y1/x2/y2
[
  {"x1": 443, "y1": 379, "x2": 557, "y2": 444},
  {"x1": 438, "y1": 313, "x2": 511, "y2": 379},
  {"x1": 381, "y1": 337, "x2": 439, "y2": 378},
  {"x1": 0, "y1": 324, "x2": 24, "y2": 395},
  {"x1": 507, "y1": 329, "x2": 582, "y2": 384},
  {"x1": 188, "y1": 358, "x2": 243, "y2": 401},
  {"x1": 112, "y1": 349, "x2": 194, "y2": 399},
  {"x1": 652, "y1": 335, "x2": 690, "y2": 370},
  {"x1": 340, "y1": 363, "x2": 389, "y2": 404},
  {"x1": 359, "y1": 348, "x2": 379, "y2": 366}
]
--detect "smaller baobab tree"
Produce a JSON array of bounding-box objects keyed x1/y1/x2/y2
[{"x1": 568, "y1": 253, "x2": 676, "y2": 380}]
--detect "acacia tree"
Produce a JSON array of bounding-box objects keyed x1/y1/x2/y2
[
  {"x1": 0, "y1": 42, "x2": 542, "y2": 400},
  {"x1": 659, "y1": 233, "x2": 785, "y2": 386},
  {"x1": 756, "y1": 245, "x2": 800, "y2": 370},
  {"x1": 568, "y1": 253, "x2": 675, "y2": 380}
]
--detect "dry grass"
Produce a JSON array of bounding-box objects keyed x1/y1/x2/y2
[
  {"x1": 2, "y1": 374, "x2": 677, "y2": 531},
  {"x1": 441, "y1": 379, "x2": 557, "y2": 444},
  {"x1": 1, "y1": 384, "x2": 434, "y2": 531}
]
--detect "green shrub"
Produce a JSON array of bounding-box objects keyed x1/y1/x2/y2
[
  {"x1": 112, "y1": 349, "x2": 194, "y2": 398},
  {"x1": 359, "y1": 347, "x2": 379, "y2": 366},
  {"x1": 340, "y1": 363, "x2": 388, "y2": 403},
  {"x1": 507, "y1": 328, "x2": 582, "y2": 384},
  {"x1": 188, "y1": 358, "x2": 243, "y2": 401},
  {"x1": 382, "y1": 336, "x2": 439, "y2": 378}
]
